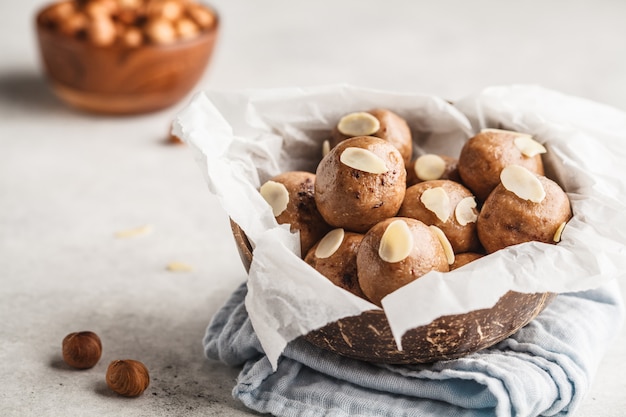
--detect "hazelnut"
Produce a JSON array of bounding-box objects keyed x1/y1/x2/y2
[
  {"x1": 87, "y1": 15, "x2": 117, "y2": 46},
  {"x1": 106, "y1": 359, "x2": 150, "y2": 397},
  {"x1": 144, "y1": 18, "x2": 177, "y2": 44},
  {"x1": 62, "y1": 331, "x2": 102, "y2": 369},
  {"x1": 187, "y1": 4, "x2": 216, "y2": 29}
]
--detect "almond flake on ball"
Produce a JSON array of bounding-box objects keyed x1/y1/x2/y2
[
  {"x1": 420, "y1": 187, "x2": 451, "y2": 222},
  {"x1": 500, "y1": 165, "x2": 546, "y2": 203},
  {"x1": 315, "y1": 228, "x2": 345, "y2": 259},
  {"x1": 414, "y1": 154, "x2": 446, "y2": 181},
  {"x1": 260, "y1": 180, "x2": 290, "y2": 216},
  {"x1": 340, "y1": 147, "x2": 388, "y2": 174},
  {"x1": 429, "y1": 225, "x2": 455, "y2": 265},
  {"x1": 455, "y1": 196, "x2": 478, "y2": 226},
  {"x1": 378, "y1": 219, "x2": 414, "y2": 263},
  {"x1": 553, "y1": 221, "x2": 567, "y2": 243},
  {"x1": 514, "y1": 135, "x2": 547, "y2": 157},
  {"x1": 337, "y1": 112, "x2": 380, "y2": 137}
]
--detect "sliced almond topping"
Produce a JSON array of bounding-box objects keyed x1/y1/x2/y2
[
  {"x1": 260, "y1": 180, "x2": 290, "y2": 217},
  {"x1": 553, "y1": 221, "x2": 567, "y2": 243},
  {"x1": 114, "y1": 224, "x2": 153, "y2": 238},
  {"x1": 315, "y1": 228, "x2": 345, "y2": 259},
  {"x1": 429, "y1": 225, "x2": 455, "y2": 265},
  {"x1": 378, "y1": 220, "x2": 414, "y2": 263},
  {"x1": 481, "y1": 128, "x2": 532, "y2": 137},
  {"x1": 166, "y1": 261, "x2": 193, "y2": 272},
  {"x1": 322, "y1": 139, "x2": 331, "y2": 158},
  {"x1": 414, "y1": 154, "x2": 446, "y2": 181},
  {"x1": 337, "y1": 112, "x2": 380, "y2": 137},
  {"x1": 455, "y1": 197, "x2": 478, "y2": 226},
  {"x1": 340, "y1": 147, "x2": 388, "y2": 174},
  {"x1": 500, "y1": 165, "x2": 546, "y2": 203},
  {"x1": 420, "y1": 187, "x2": 451, "y2": 222},
  {"x1": 514, "y1": 135, "x2": 547, "y2": 157}
]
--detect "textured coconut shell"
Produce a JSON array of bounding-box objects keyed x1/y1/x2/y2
[{"x1": 230, "y1": 220, "x2": 555, "y2": 364}]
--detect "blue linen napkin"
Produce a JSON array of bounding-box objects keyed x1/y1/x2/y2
[{"x1": 204, "y1": 280, "x2": 624, "y2": 417}]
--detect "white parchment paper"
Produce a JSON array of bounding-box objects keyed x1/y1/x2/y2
[{"x1": 174, "y1": 84, "x2": 626, "y2": 369}]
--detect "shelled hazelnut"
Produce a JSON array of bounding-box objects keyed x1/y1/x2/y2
[
  {"x1": 62, "y1": 331, "x2": 103, "y2": 369},
  {"x1": 40, "y1": 0, "x2": 217, "y2": 47},
  {"x1": 106, "y1": 359, "x2": 150, "y2": 397}
]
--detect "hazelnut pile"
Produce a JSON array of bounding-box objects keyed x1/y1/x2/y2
[
  {"x1": 61, "y1": 330, "x2": 150, "y2": 397},
  {"x1": 40, "y1": 0, "x2": 216, "y2": 47},
  {"x1": 259, "y1": 109, "x2": 573, "y2": 306}
]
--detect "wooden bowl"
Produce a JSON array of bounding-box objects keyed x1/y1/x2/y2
[
  {"x1": 35, "y1": 3, "x2": 219, "y2": 115},
  {"x1": 230, "y1": 220, "x2": 555, "y2": 364}
]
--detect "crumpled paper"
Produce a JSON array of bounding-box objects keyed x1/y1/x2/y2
[{"x1": 173, "y1": 84, "x2": 626, "y2": 369}]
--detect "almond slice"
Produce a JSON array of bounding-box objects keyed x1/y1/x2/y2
[
  {"x1": 340, "y1": 147, "x2": 388, "y2": 174},
  {"x1": 315, "y1": 228, "x2": 345, "y2": 259},
  {"x1": 553, "y1": 221, "x2": 567, "y2": 243},
  {"x1": 480, "y1": 128, "x2": 532, "y2": 137},
  {"x1": 260, "y1": 180, "x2": 289, "y2": 217},
  {"x1": 500, "y1": 165, "x2": 546, "y2": 203},
  {"x1": 429, "y1": 225, "x2": 455, "y2": 265},
  {"x1": 414, "y1": 154, "x2": 446, "y2": 181},
  {"x1": 337, "y1": 112, "x2": 380, "y2": 137},
  {"x1": 455, "y1": 197, "x2": 478, "y2": 226},
  {"x1": 420, "y1": 187, "x2": 451, "y2": 222},
  {"x1": 114, "y1": 224, "x2": 153, "y2": 238},
  {"x1": 322, "y1": 139, "x2": 331, "y2": 158},
  {"x1": 378, "y1": 220, "x2": 414, "y2": 263},
  {"x1": 166, "y1": 261, "x2": 193, "y2": 272},
  {"x1": 514, "y1": 135, "x2": 547, "y2": 157}
]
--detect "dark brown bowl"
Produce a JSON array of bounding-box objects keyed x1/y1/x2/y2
[
  {"x1": 35, "y1": 3, "x2": 219, "y2": 114},
  {"x1": 230, "y1": 220, "x2": 555, "y2": 364}
]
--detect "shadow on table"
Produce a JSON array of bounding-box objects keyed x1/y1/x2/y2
[{"x1": 0, "y1": 68, "x2": 69, "y2": 115}]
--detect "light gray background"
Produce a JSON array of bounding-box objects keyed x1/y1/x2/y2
[{"x1": 1, "y1": 1, "x2": 625, "y2": 416}]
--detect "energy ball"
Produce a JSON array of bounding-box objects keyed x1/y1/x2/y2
[
  {"x1": 357, "y1": 217, "x2": 449, "y2": 306},
  {"x1": 458, "y1": 129, "x2": 546, "y2": 202},
  {"x1": 304, "y1": 229, "x2": 366, "y2": 299},
  {"x1": 315, "y1": 136, "x2": 406, "y2": 233},
  {"x1": 259, "y1": 171, "x2": 331, "y2": 256},
  {"x1": 398, "y1": 180, "x2": 481, "y2": 254},
  {"x1": 330, "y1": 109, "x2": 413, "y2": 167},
  {"x1": 476, "y1": 166, "x2": 572, "y2": 254},
  {"x1": 406, "y1": 154, "x2": 460, "y2": 187}
]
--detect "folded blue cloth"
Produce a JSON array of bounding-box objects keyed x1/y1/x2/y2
[{"x1": 204, "y1": 280, "x2": 624, "y2": 417}]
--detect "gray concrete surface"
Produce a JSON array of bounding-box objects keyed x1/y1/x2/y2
[{"x1": 1, "y1": 1, "x2": 625, "y2": 416}]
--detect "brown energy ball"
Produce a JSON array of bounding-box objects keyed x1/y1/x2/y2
[
  {"x1": 329, "y1": 109, "x2": 413, "y2": 167},
  {"x1": 477, "y1": 172, "x2": 572, "y2": 254},
  {"x1": 450, "y1": 252, "x2": 485, "y2": 271},
  {"x1": 304, "y1": 229, "x2": 366, "y2": 299},
  {"x1": 398, "y1": 180, "x2": 481, "y2": 254},
  {"x1": 357, "y1": 217, "x2": 449, "y2": 306},
  {"x1": 315, "y1": 136, "x2": 406, "y2": 233},
  {"x1": 458, "y1": 129, "x2": 545, "y2": 202},
  {"x1": 406, "y1": 154, "x2": 460, "y2": 187},
  {"x1": 259, "y1": 171, "x2": 331, "y2": 256}
]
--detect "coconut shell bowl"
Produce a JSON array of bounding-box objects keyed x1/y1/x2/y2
[{"x1": 230, "y1": 220, "x2": 554, "y2": 364}]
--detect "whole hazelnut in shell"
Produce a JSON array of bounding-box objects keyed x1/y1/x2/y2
[
  {"x1": 106, "y1": 359, "x2": 150, "y2": 397},
  {"x1": 315, "y1": 136, "x2": 406, "y2": 233},
  {"x1": 62, "y1": 331, "x2": 102, "y2": 369}
]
